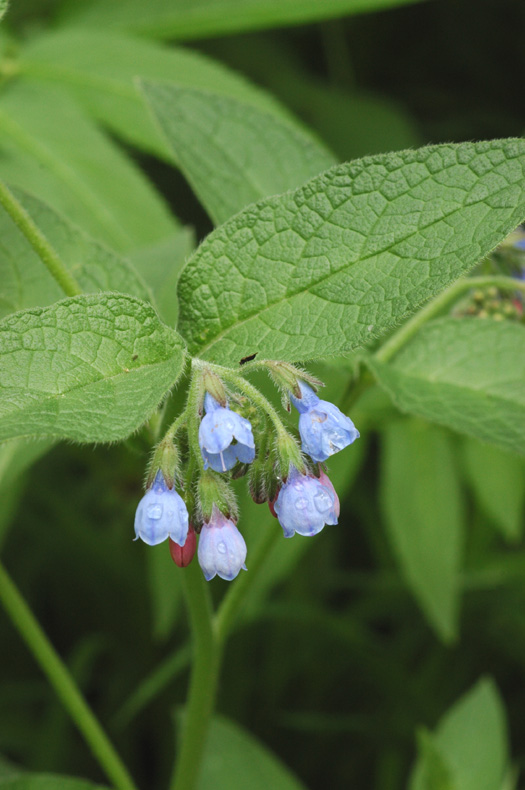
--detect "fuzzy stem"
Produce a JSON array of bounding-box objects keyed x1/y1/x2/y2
[
  {"x1": 170, "y1": 560, "x2": 220, "y2": 790},
  {"x1": 375, "y1": 275, "x2": 525, "y2": 363}
]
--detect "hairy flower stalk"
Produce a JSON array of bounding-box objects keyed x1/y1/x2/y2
[{"x1": 134, "y1": 362, "x2": 358, "y2": 581}]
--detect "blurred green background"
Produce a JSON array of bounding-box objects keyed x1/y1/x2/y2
[{"x1": 1, "y1": 1, "x2": 525, "y2": 788}]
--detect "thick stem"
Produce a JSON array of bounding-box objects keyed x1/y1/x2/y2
[
  {"x1": 0, "y1": 179, "x2": 82, "y2": 298},
  {"x1": 0, "y1": 560, "x2": 137, "y2": 790},
  {"x1": 170, "y1": 559, "x2": 220, "y2": 790},
  {"x1": 375, "y1": 275, "x2": 525, "y2": 363}
]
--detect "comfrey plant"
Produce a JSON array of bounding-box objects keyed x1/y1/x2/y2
[{"x1": 134, "y1": 362, "x2": 358, "y2": 580}]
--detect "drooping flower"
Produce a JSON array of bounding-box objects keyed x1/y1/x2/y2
[
  {"x1": 273, "y1": 466, "x2": 339, "y2": 538},
  {"x1": 199, "y1": 393, "x2": 255, "y2": 473},
  {"x1": 289, "y1": 381, "x2": 359, "y2": 463},
  {"x1": 134, "y1": 471, "x2": 189, "y2": 546},
  {"x1": 198, "y1": 505, "x2": 247, "y2": 581}
]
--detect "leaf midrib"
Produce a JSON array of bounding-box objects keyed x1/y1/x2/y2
[{"x1": 193, "y1": 169, "x2": 522, "y2": 356}]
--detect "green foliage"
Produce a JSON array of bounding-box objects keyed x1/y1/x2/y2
[
  {"x1": 381, "y1": 419, "x2": 464, "y2": 642},
  {"x1": 198, "y1": 715, "x2": 306, "y2": 789},
  {"x1": 0, "y1": 84, "x2": 177, "y2": 253},
  {"x1": 410, "y1": 679, "x2": 508, "y2": 790},
  {"x1": 20, "y1": 29, "x2": 287, "y2": 162},
  {"x1": 0, "y1": 295, "x2": 185, "y2": 443},
  {"x1": 0, "y1": 777, "x2": 108, "y2": 790},
  {"x1": 179, "y1": 140, "x2": 525, "y2": 365},
  {"x1": 462, "y1": 439, "x2": 525, "y2": 542},
  {"x1": 0, "y1": 188, "x2": 150, "y2": 320},
  {"x1": 370, "y1": 318, "x2": 525, "y2": 455},
  {"x1": 140, "y1": 82, "x2": 335, "y2": 224},
  {"x1": 0, "y1": 0, "x2": 7, "y2": 23},
  {"x1": 60, "y1": 0, "x2": 429, "y2": 40}
]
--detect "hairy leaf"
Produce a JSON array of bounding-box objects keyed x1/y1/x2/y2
[
  {"x1": 141, "y1": 82, "x2": 335, "y2": 225},
  {"x1": 0, "y1": 295, "x2": 185, "y2": 443},
  {"x1": 0, "y1": 82, "x2": 177, "y2": 251},
  {"x1": 178, "y1": 139, "x2": 525, "y2": 365},
  {"x1": 370, "y1": 318, "x2": 525, "y2": 455},
  {"x1": 0, "y1": 188, "x2": 150, "y2": 320},
  {"x1": 62, "y1": 0, "x2": 428, "y2": 40},
  {"x1": 21, "y1": 29, "x2": 289, "y2": 161}
]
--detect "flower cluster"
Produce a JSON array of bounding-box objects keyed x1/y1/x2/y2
[{"x1": 134, "y1": 362, "x2": 359, "y2": 582}]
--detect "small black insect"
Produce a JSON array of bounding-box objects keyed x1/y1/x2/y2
[
  {"x1": 239, "y1": 353, "x2": 257, "y2": 366},
  {"x1": 131, "y1": 354, "x2": 138, "y2": 361}
]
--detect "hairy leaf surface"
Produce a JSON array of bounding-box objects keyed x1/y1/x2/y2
[
  {"x1": 0, "y1": 295, "x2": 185, "y2": 443},
  {"x1": 370, "y1": 318, "x2": 525, "y2": 455},
  {"x1": 178, "y1": 140, "x2": 525, "y2": 365}
]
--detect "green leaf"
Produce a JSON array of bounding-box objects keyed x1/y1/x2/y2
[
  {"x1": 21, "y1": 29, "x2": 289, "y2": 161},
  {"x1": 197, "y1": 715, "x2": 306, "y2": 790},
  {"x1": 0, "y1": 294, "x2": 185, "y2": 443},
  {"x1": 140, "y1": 82, "x2": 335, "y2": 225},
  {"x1": 128, "y1": 229, "x2": 195, "y2": 326},
  {"x1": 0, "y1": 188, "x2": 150, "y2": 320},
  {"x1": 411, "y1": 679, "x2": 508, "y2": 790},
  {"x1": 411, "y1": 730, "x2": 455, "y2": 790},
  {"x1": 61, "y1": 0, "x2": 428, "y2": 40},
  {"x1": 0, "y1": 82, "x2": 177, "y2": 252},
  {"x1": 0, "y1": 775, "x2": 108, "y2": 789},
  {"x1": 178, "y1": 139, "x2": 525, "y2": 365},
  {"x1": 463, "y1": 438, "x2": 525, "y2": 542},
  {"x1": 369, "y1": 318, "x2": 525, "y2": 456},
  {"x1": 0, "y1": 1, "x2": 7, "y2": 23},
  {"x1": 380, "y1": 419, "x2": 464, "y2": 642}
]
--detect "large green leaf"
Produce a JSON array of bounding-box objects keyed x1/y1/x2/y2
[
  {"x1": 0, "y1": 82, "x2": 177, "y2": 252},
  {"x1": 178, "y1": 139, "x2": 525, "y2": 365},
  {"x1": 197, "y1": 715, "x2": 306, "y2": 790},
  {"x1": 20, "y1": 29, "x2": 289, "y2": 161},
  {"x1": 462, "y1": 439, "x2": 525, "y2": 542},
  {"x1": 0, "y1": 775, "x2": 108, "y2": 790},
  {"x1": 370, "y1": 318, "x2": 525, "y2": 456},
  {"x1": 410, "y1": 679, "x2": 508, "y2": 790},
  {"x1": 0, "y1": 188, "x2": 150, "y2": 320},
  {"x1": 128, "y1": 229, "x2": 195, "y2": 326},
  {"x1": 0, "y1": 294, "x2": 185, "y2": 443},
  {"x1": 141, "y1": 82, "x2": 335, "y2": 225},
  {"x1": 61, "y1": 0, "x2": 428, "y2": 40},
  {"x1": 381, "y1": 419, "x2": 464, "y2": 642}
]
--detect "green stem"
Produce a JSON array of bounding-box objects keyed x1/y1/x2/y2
[
  {"x1": 215, "y1": 518, "x2": 281, "y2": 646},
  {"x1": 170, "y1": 560, "x2": 220, "y2": 790},
  {"x1": 0, "y1": 178, "x2": 82, "y2": 298},
  {"x1": 375, "y1": 275, "x2": 525, "y2": 363},
  {"x1": 0, "y1": 560, "x2": 137, "y2": 790}
]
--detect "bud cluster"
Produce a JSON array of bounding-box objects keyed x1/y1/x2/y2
[{"x1": 133, "y1": 361, "x2": 359, "y2": 582}]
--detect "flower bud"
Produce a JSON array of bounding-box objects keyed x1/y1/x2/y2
[{"x1": 169, "y1": 526, "x2": 197, "y2": 568}]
